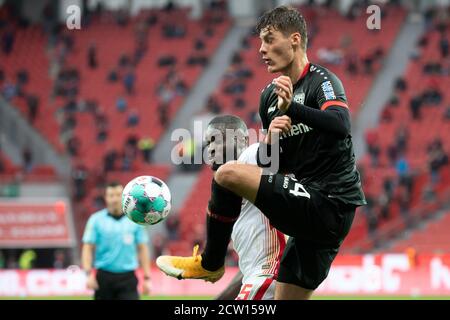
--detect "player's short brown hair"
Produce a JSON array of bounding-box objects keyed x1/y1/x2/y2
[
  {"x1": 256, "y1": 5, "x2": 308, "y2": 51},
  {"x1": 105, "y1": 181, "x2": 122, "y2": 191}
]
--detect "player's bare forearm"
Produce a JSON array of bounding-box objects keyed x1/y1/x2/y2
[
  {"x1": 215, "y1": 270, "x2": 243, "y2": 300},
  {"x1": 81, "y1": 243, "x2": 95, "y2": 273},
  {"x1": 138, "y1": 244, "x2": 151, "y2": 278}
]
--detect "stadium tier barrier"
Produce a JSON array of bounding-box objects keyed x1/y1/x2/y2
[{"x1": 1, "y1": 253, "x2": 450, "y2": 297}]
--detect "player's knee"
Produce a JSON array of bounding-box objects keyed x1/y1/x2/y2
[{"x1": 215, "y1": 163, "x2": 239, "y2": 190}]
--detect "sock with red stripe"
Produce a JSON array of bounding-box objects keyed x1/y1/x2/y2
[{"x1": 201, "y1": 179, "x2": 242, "y2": 271}]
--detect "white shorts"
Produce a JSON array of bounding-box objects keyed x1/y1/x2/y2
[{"x1": 235, "y1": 275, "x2": 276, "y2": 300}]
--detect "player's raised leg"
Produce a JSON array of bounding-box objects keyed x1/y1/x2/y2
[
  {"x1": 200, "y1": 162, "x2": 262, "y2": 270},
  {"x1": 156, "y1": 162, "x2": 263, "y2": 282},
  {"x1": 214, "y1": 162, "x2": 263, "y2": 204}
]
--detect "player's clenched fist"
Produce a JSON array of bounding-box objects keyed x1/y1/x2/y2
[
  {"x1": 273, "y1": 76, "x2": 293, "y2": 112},
  {"x1": 265, "y1": 115, "x2": 292, "y2": 144}
]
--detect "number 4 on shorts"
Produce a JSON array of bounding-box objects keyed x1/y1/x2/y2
[{"x1": 289, "y1": 183, "x2": 311, "y2": 198}]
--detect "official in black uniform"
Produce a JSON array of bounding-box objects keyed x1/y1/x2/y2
[{"x1": 156, "y1": 5, "x2": 366, "y2": 300}]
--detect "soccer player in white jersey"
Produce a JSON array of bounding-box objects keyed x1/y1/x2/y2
[{"x1": 159, "y1": 115, "x2": 286, "y2": 300}]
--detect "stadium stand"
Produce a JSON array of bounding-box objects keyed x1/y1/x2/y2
[
  {"x1": 390, "y1": 211, "x2": 450, "y2": 253},
  {"x1": 344, "y1": 9, "x2": 450, "y2": 252},
  {"x1": 1, "y1": 5, "x2": 231, "y2": 240}
]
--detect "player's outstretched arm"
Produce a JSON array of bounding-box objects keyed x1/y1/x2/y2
[{"x1": 215, "y1": 270, "x2": 243, "y2": 300}]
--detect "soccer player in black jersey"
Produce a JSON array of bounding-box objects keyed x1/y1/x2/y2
[{"x1": 157, "y1": 5, "x2": 366, "y2": 299}]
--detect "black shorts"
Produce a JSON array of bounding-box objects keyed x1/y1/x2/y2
[
  {"x1": 254, "y1": 173, "x2": 355, "y2": 290},
  {"x1": 95, "y1": 269, "x2": 139, "y2": 300}
]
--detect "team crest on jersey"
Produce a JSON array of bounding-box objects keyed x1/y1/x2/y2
[
  {"x1": 267, "y1": 105, "x2": 276, "y2": 114},
  {"x1": 293, "y1": 92, "x2": 305, "y2": 104},
  {"x1": 321, "y1": 80, "x2": 336, "y2": 100}
]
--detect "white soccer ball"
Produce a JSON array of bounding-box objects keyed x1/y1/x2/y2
[{"x1": 122, "y1": 176, "x2": 172, "y2": 226}]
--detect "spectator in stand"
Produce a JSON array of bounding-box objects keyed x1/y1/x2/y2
[
  {"x1": 194, "y1": 37, "x2": 206, "y2": 51},
  {"x1": 138, "y1": 136, "x2": 155, "y2": 163},
  {"x1": 158, "y1": 83, "x2": 175, "y2": 106},
  {"x1": 127, "y1": 109, "x2": 140, "y2": 127},
  {"x1": 67, "y1": 136, "x2": 81, "y2": 157},
  {"x1": 116, "y1": 96, "x2": 127, "y2": 113},
  {"x1": 103, "y1": 149, "x2": 118, "y2": 173},
  {"x1": 186, "y1": 54, "x2": 208, "y2": 66},
  {"x1": 134, "y1": 21, "x2": 149, "y2": 65},
  {"x1": 125, "y1": 135, "x2": 138, "y2": 151},
  {"x1": 248, "y1": 110, "x2": 259, "y2": 126},
  {"x1": 423, "y1": 86, "x2": 443, "y2": 106},
  {"x1": 115, "y1": 9, "x2": 129, "y2": 27},
  {"x1": 162, "y1": 23, "x2": 186, "y2": 39},
  {"x1": 16, "y1": 69, "x2": 29, "y2": 86},
  {"x1": 395, "y1": 77, "x2": 407, "y2": 92},
  {"x1": 53, "y1": 250, "x2": 67, "y2": 269},
  {"x1": 383, "y1": 177, "x2": 395, "y2": 198},
  {"x1": 22, "y1": 147, "x2": 33, "y2": 173},
  {"x1": 158, "y1": 103, "x2": 169, "y2": 128},
  {"x1": 439, "y1": 35, "x2": 449, "y2": 59},
  {"x1": 395, "y1": 155, "x2": 409, "y2": 182},
  {"x1": 0, "y1": 251, "x2": 4, "y2": 268},
  {"x1": 88, "y1": 43, "x2": 98, "y2": 69},
  {"x1": 121, "y1": 145, "x2": 135, "y2": 172},
  {"x1": 427, "y1": 139, "x2": 449, "y2": 185},
  {"x1": 158, "y1": 54, "x2": 177, "y2": 67},
  {"x1": 234, "y1": 97, "x2": 246, "y2": 109},
  {"x1": 409, "y1": 94, "x2": 423, "y2": 120},
  {"x1": 422, "y1": 184, "x2": 436, "y2": 203},
  {"x1": 72, "y1": 164, "x2": 88, "y2": 200},
  {"x1": 395, "y1": 125, "x2": 409, "y2": 155},
  {"x1": 107, "y1": 68, "x2": 119, "y2": 82},
  {"x1": 206, "y1": 96, "x2": 222, "y2": 114},
  {"x1": 365, "y1": 130, "x2": 380, "y2": 167},
  {"x1": 2, "y1": 81, "x2": 17, "y2": 100},
  {"x1": 95, "y1": 113, "x2": 109, "y2": 143},
  {"x1": 19, "y1": 250, "x2": 36, "y2": 269},
  {"x1": 0, "y1": 156, "x2": 4, "y2": 173},
  {"x1": 123, "y1": 68, "x2": 136, "y2": 95},
  {"x1": 362, "y1": 54, "x2": 375, "y2": 74},
  {"x1": 119, "y1": 53, "x2": 131, "y2": 68},
  {"x1": 378, "y1": 191, "x2": 390, "y2": 220},
  {"x1": 398, "y1": 185, "x2": 412, "y2": 228},
  {"x1": 1, "y1": 26, "x2": 15, "y2": 55},
  {"x1": 26, "y1": 94, "x2": 39, "y2": 123}
]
